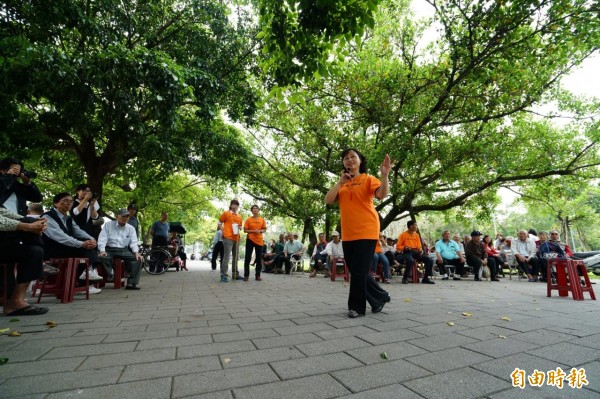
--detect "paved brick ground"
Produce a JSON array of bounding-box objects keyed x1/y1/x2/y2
[{"x1": 1, "y1": 260, "x2": 600, "y2": 398}]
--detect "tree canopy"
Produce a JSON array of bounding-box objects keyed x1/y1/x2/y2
[
  {"x1": 0, "y1": 0, "x2": 258, "y2": 198},
  {"x1": 243, "y1": 0, "x2": 600, "y2": 237}
]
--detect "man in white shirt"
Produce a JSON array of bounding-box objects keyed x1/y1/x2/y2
[
  {"x1": 98, "y1": 208, "x2": 143, "y2": 290},
  {"x1": 511, "y1": 229, "x2": 540, "y2": 282},
  {"x1": 322, "y1": 231, "x2": 344, "y2": 278}
]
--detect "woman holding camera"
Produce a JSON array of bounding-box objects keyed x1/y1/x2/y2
[
  {"x1": 325, "y1": 149, "x2": 393, "y2": 318},
  {"x1": 72, "y1": 184, "x2": 100, "y2": 237}
]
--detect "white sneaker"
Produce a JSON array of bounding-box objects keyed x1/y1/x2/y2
[
  {"x1": 80, "y1": 269, "x2": 103, "y2": 281},
  {"x1": 88, "y1": 269, "x2": 103, "y2": 281},
  {"x1": 88, "y1": 286, "x2": 102, "y2": 294}
]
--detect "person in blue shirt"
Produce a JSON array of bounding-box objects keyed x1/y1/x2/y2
[{"x1": 434, "y1": 230, "x2": 465, "y2": 280}]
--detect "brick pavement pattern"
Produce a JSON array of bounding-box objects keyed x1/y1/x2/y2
[{"x1": 1, "y1": 261, "x2": 600, "y2": 398}]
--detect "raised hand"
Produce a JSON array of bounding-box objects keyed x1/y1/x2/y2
[{"x1": 380, "y1": 154, "x2": 396, "y2": 177}]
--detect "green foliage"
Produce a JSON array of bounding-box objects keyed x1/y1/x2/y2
[
  {"x1": 0, "y1": 0, "x2": 258, "y2": 197},
  {"x1": 247, "y1": 0, "x2": 600, "y2": 232},
  {"x1": 257, "y1": 0, "x2": 384, "y2": 85}
]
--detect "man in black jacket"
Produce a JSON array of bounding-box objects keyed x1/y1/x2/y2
[{"x1": 0, "y1": 158, "x2": 42, "y2": 216}]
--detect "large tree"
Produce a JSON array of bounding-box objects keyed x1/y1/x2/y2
[
  {"x1": 243, "y1": 0, "x2": 600, "y2": 233},
  {"x1": 0, "y1": 0, "x2": 258, "y2": 199}
]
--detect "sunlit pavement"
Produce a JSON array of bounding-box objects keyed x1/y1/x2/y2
[{"x1": 1, "y1": 260, "x2": 600, "y2": 398}]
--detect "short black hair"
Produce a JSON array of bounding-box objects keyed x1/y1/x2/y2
[
  {"x1": 407, "y1": 220, "x2": 416, "y2": 228},
  {"x1": 340, "y1": 148, "x2": 367, "y2": 174},
  {"x1": 53, "y1": 192, "x2": 72, "y2": 204},
  {"x1": 0, "y1": 157, "x2": 23, "y2": 171},
  {"x1": 528, "y1": 228, "x2": 537, "y2": 235},
  {"x1": 75, "y1": 184, "x2": 90, "y2": 192}
]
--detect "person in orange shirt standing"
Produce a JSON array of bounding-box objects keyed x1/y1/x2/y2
[
  {"x1": 219, "y1": 199, "x2": 243, "y2": 282},
  {"x1": 325, "y1": 148, "x2": 393, "y2": 318},
  {"x1": 243, "y1": 205, "x2": 267, "y2": 281}
]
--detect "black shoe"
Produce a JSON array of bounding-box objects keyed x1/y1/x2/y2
[
  {"x1": 401, "y1": 279, "x2": 408, "y2": 284},
  {"x1": 421, "y1": 279, "x2": 435, "y2": 284},
  {"x1": 442, "y1": 276, "x2": 449, "y2": 280},
  {"x1": 453, "y1": 277, "x2": 462, "y2": 281},
  {"x1": 492, "y1": 277, "x2": 500, "y2": 282},
  {"x1": 125, "y1": 284, "x2": 140, "y2": 290}
]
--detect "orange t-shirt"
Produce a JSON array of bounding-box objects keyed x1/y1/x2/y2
[
  {"x1": 244, "y1": 216, "x2": 266, "y2": 246},
  {"x1": 396, "y1": 231, "x2": 422, "y2": 252},
  {"x1": 375, "y1": 240, "x2": 382, "y2": 254},
  {"x1": 338, "y1": 174, "x2": 381, "y2": 241},
  {"x1": 219, "y1": 210, "x2": 243, "y2": 241}
]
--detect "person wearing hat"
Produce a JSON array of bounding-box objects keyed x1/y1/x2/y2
[
  {"x1": 464, "y1": 231, "x2": 499, "y2": 282},
  {"x1": 219, "y1": 199, "x2": 243, "y2": 282},
  {"x1": 97, "y1": 208, "x2": 143, "y2": 290}
]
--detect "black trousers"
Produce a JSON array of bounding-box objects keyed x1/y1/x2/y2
[
  {"x1": 516, "y1": 257, "x2": 540, "y2": 276},
  {"x1": 0, "y1": 240, "x2": 43, "y2": 299},
  {"x1": 466, "y1": 255, "x2": 497, "y2": 278},
  {"x1": 244, "y1": 239, "x2": 264, "y2": 277},
  {"x1": 343, "y1": 240, "x2": 389, "y2": 315},
  {"x1": 401, "y1": 251, "x2": 433, "y2": 280},
  {"x1": 211, "y1": 241, "x2": 224, "y2": 270},
  {"x1": 438, "y1": 257, "x2": 465, "y2": 276}
]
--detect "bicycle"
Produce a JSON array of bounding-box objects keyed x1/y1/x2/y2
[{"x1": 140, "y1": 244, "x2": 172, "y2": 275}]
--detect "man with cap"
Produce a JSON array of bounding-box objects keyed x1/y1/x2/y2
[
  {"x1": 464, "y1": 230, "x2": 499, "y2": 281},
  {"x1": 322, "y1": 231, "x2": 344, "y2": 278},
  {"x1": 97, "y1": 208, "x2": 143, "y2": 290},
  {"x1": 126, "y1": 204, "x2": 140, "y2": 238}
]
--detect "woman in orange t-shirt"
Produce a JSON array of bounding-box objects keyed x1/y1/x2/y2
[
  {"x1": 325, "y1": 148, "x2": 394, "y2": 318},
  {"x1": 218, "y1": 199, "x2": 243, "y2": 282},
  {"x1": 243, "y1": 205, "x2": 267, "y2": 281}
]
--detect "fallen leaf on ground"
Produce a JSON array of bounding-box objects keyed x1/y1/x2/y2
[
  {"x1": 0, "y1": 328, "x2": 10, "y2": 334},
  {"x1": 501, "y1": 316, "x2": 511, "y2": 321},
  {"x1": 8, "y1": 330, "x2": 21, "y2": 337},
  {"x1": 0, "y1": 357, "x2": 8, "y2": 365},
  {"x1": 404, "y1": 298, "x2": 412, "y2": 302},
  {"x1": 223, "y1": 358, "x2": 231, "y2": 364},
  {"x1": 447, "y1": 322, "x2": 455, "y2": 326},
  {"x1": 462, "y1": 312, "x2": 473, "y2": 317},
  {"x1": 46, "y1": 321, "x2": 57, "y2": 328},
  {"x1": 380, "y1": 352, "x2": 388, "y2": 359},
  {"x1": 498, "y1": 335, "x2": 507, "y2": 339},
  {"x1": 9, "y1": 318, "x2": 19, "y2": 323}
]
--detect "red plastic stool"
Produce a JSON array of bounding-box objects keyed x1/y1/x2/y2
[
  {"x1": 547, "y1": 259, "x2": 583, "y2": 301},
  {"x1": 574, "y1": 261, "x2": 596, "y2": 300},
  {"x1": 330, "y1": 257, "x2": 349, "y2": 282},
  {"x1": 372, "y1": 262, "x2": 384, "y2": 282},
  {"x1": 33, "y1": 258, "x2": 89, "y2": 303},
  {"x1": 405, "y1": 260, "x2": 419, "y2": 283},
  {"x1": 96, "y1": 259, "x2": 126, "y2": 289}
]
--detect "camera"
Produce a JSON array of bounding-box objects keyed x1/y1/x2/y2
[
  {"x1": 91, "y1": 192, "x2": 98, "y2": 199},
  {"x1": 22, "y1": 169, "x2": 37, "y2": 179}
]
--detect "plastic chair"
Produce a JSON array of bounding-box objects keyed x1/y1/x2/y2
[
  {"x1": 330, "y1": 257, "x2": 349, "y2": 282},
  {"x1": 33, "y1": 258, "x2": 90, "y2": 303},
  {"x1": 96, "y1": 258, "x2": 126, "y2": 289},
  {"x1": 290, "y1": 255, "x2": 304, "y2": 273}
]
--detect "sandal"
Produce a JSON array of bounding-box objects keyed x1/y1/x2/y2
[{"x1": 7, "y1": 305, "x2": 49, "y2": 316}]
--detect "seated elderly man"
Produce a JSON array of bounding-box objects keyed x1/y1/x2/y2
[
  {"x1": 434, "y1": 230, "x2": 465, "y2": 280},
  {"x1": 309, "y1": 233, "x2": 328, "y2": 277},
  {"x1": 511, "y1": 229, "x2": 541, "y2": 282},
  {"x1": 0, "y1": 207, "x2": 48, "y2": 315},
  {"x1": 465, "y1": 231, "x2": 499, "y2": 281},
  {"x1": 281, "y1": 232, "x2": 305, "y2": 274},
  {"x1": 322, "y1": 231, "x2": 344, "y2": 278},
  {"x1": 98, "y1": 208, "x2": 143, "y2": 290},
  {"x1": 42, "y1": 192, "x2": 103, "y2": 294}
]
